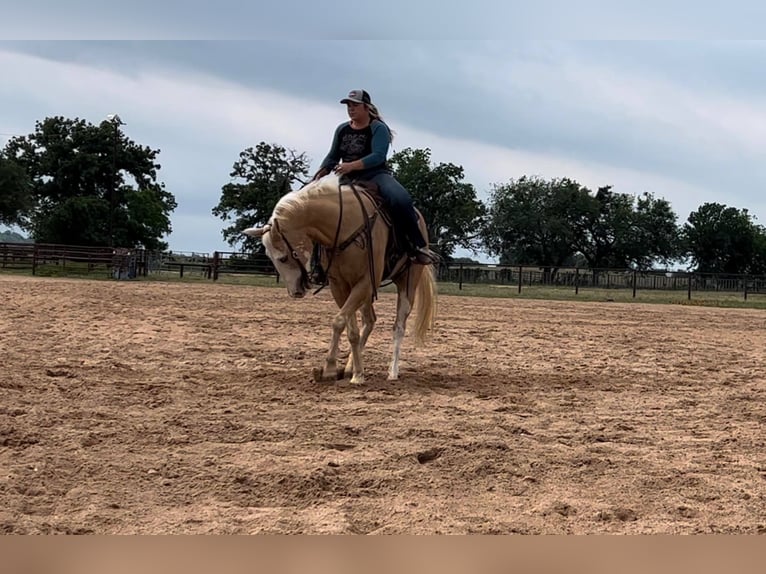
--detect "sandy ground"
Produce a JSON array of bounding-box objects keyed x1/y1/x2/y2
[{"x1": 1, "y1": 274, "x2": 765, "y2": 534}]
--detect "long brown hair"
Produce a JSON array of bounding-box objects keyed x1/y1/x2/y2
[{"x1": 366, "y1": 102, "x2": 395, "y2": 143}]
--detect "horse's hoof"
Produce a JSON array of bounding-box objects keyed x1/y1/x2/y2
[
  {"x1": 350, "y1": 374, "x2": 365, "y2": 385},
  {"x1": 313, "y1": 367, "x2": 340, "y2": 383},
  {"x1": 336, "y1": 368, "x2": 348, "y2": 381}
]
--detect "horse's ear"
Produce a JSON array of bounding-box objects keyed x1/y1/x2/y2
[{"x1": 242, "y1": 224, "x2": 271, "y2": 238}]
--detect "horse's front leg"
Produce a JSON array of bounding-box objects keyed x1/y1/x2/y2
[
  {"x1": 330, "y1": 283, "x2": 372, "y2": 384},
  {"x1": 313, "y1": 312, "x2": 346, "y2": 383},
  {"x1": 341, "y1": 304, "x2": 376, "y2": 381}
]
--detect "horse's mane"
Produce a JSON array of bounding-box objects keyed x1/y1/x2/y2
[{"x1": 272, "y1": 174, "x2": 364, "y2": 221}]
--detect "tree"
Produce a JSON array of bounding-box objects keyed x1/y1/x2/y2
[
  {"x1": 682, "y1": 203, "x2": 760, "y2": 274},
  {"x1": 481, "y1": 176, "x2": 587, "y2": 268},
  {"x1": 749, "y1": 227, "x2": 766, "y2": 275},
  {"x1": 629, "y1": 192, "x2": 681, "y2": 268},
  {"x1": 212, "y1": 142, "x2": 310, "y2": 251},
  {"x1": 2, "y1": 116, "x2": 176, "y2": 250},
  {"x1": 571, "y1": 187, "x2": 680, "y2": 270},
  {"x1": 388, "y1": 147, "x2": 485, "y2": 261},
  {"x1": 0, "y1": 153, "x2": 32, "y2": 227}
]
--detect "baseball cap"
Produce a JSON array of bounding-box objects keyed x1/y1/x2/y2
[{"x1": 340, "y1": 89, "x2": 371, "y2": 105}]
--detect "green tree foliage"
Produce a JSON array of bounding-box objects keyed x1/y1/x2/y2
[
  {"x1": 681, "y1": 202, "x2": 763, "y2": 274},
  {"x1": 212, "y1": 142, "x2": 310, "y2": 250},
  {"x1": 2, "y1": 116, "x2": 176, "y2": 249},
  {"x1": 571, "y1": 186, "x2": 680, "y2": 269},
  {"x1": 749, "y1": 228, "x2": 766, "y2": 275},
  {"x1": 483, "y1": 176, "x2": 680, "y2": 270},
  {"x1": 630, "y1": 192, "x2": 681, "y2": 268},
  {"x1": 388, "y1": 148, "x2": 485, "y2": 261},
  {"x1": 481, "y1": 176, "x2": 587, "y2": 267},
  {"x1": 0, "y1": 153, "x2": 32, "y2": 226}
]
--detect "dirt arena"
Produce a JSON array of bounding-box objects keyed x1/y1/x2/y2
[{"x1": 1, "y1": 274, "x2": 765, "y2": 534}]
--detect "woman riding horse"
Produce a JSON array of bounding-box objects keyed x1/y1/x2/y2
[{"x1": 309, "y1": 89, "x2": 438, "y2": 284}]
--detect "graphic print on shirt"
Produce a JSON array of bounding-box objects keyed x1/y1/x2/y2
[{"x1": 339, "y1": 131, "x2": 370, "y2": 161}]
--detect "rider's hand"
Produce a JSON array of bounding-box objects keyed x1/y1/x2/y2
[{"x1": 334, "y1": 162, "x2": 357, "y2": 176}]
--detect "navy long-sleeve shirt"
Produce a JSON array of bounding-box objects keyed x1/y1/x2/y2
[{"x1": 319, "y1": 119, "x2": 391, "y2": 177}]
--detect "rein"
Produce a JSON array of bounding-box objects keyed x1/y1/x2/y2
[
  {"x1": 313, "y1": 180, "x2": 381, "y2": 301},
  {"x1": 312, "y1": 182, "x2": 344, "y2": 295},
  {"x1": 349, "y1": 182, "x2": 379, "y2": 301}
]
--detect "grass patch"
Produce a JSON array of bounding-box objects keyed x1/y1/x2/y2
[{"x1": 4, "y1": 268, "x2": 766, "y2": 310}]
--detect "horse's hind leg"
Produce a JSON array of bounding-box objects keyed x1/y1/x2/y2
[
  {"x1": 388, "y1": 265, "x2": 424, "y2": 380},
  {"x1": 340, "y1": 303, "x2": 376, "y2": 380}
]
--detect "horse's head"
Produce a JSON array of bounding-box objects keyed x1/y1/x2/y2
[{"x1": 243, "y1": 220, "x2": 312, "y2": 299}]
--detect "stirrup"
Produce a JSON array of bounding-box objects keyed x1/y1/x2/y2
[{"x1": 409, "y1": 248, "x2": 439, "y2": 265}]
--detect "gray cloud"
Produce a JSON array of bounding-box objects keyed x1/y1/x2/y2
[
  {"x1": 4, "y1": 1, "x2": 766, "y2": 40},
  {"x1": 3, "y1": 39, "x2": 766, "y2": 257}
]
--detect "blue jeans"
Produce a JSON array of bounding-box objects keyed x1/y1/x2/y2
[{"x1": 352, "y1": 169, "x2": 426, "y2": 250}]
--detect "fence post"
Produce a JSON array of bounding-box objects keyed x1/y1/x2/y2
[
  {"x1": 575, "y1": 267, "x2": 579, "y2": 295},
  {"x1": 458, "y1": 263, "x2": 463, "y2": 291},
  {"x1": 632, "y1": 268, "x2": 637, "y2": 298},
  {"x1": 32, "y1": 244, "x2": 38, "y2": 276},
  {"x1": 518, "y1": 265, "x2": 522, "y2": 294},
  {"x1": 744, "y1": 274, "x2": 749, "y2": 301},
  {"x1": 687, "y1": 272, "x2": 692, "y2": 300},
  {"x1": 212, "y1": 251, "x2": 220, "y2": 281}
]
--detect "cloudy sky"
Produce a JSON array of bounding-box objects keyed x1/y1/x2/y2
[{"x1": 2, "y1": 26, "x2": 766, "y2": 260}]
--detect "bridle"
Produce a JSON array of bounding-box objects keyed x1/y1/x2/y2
[
  {"x1": 270, "y1": 219, "x2": 311, "y2": 291},
  {"x1": 269, "y1": 179, "x2": 390, "y2": 301}
]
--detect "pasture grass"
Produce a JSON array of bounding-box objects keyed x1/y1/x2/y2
[{"x1": 4, "y1": 267, "x2": 766, "y2": 310}]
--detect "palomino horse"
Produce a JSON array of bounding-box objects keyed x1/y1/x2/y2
[{"x1": 243, "y1": 174, "x2": 437, "y2": 385}]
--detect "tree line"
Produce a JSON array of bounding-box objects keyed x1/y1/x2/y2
[{"x1": 2, "y1": 115, "x2": 765, "y2": 275}]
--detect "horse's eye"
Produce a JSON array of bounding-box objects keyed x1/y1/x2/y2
[
  {"x1": 291, "y1": 251, "x2": 300, "y2": 260},
  {"x1": 278, "y1": 255, "x2": 288, "y2": 263}
]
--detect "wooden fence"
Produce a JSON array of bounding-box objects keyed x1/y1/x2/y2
[
  {"x1": 440, "y1": 264, "x2": 766, "y2": 300},
  {"x1": 3, "y1": 242, "x2": 765, "y2": 300},
  {"x1": 0, "y1": 242, "x2": 147, "y2": 278}
]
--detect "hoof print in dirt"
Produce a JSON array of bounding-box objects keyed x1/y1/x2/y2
[
  {"x1": 599, "y1": 508, "x2": 638, "y2": 522},
  {"x1": 416, "y1": 447, "x2": 444, "y2": 464},
  {"x1": 322, "y1": 443, "x2": 355, "y2": 452},
  {"x1": 550, "y1": 502, "x2": 576, "y2": 517},
  {"x1": 45, "y1": 369, "x2": 75, "y2": 378}
]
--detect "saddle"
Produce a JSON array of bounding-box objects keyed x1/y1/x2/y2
[{"x1": 310, "y1": 179, "x2": 413, "y2": 291}]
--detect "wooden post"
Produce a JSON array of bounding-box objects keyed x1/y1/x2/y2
[
  {"x1": 575, "y1": 267, "x2": 580, "y2": 295},
  {"x1": 687, "y1": 272, "x2": 692, "y2": 300},
  {"x1": 744, "y1": 274, "x2": 749, "y2": 301},
  {"x1": 32, "y1": 244, "x2": 38, "y2": 276},
  {"x1": 212, "y1": 251, "x2": 220, "y2": 281},
  {"x1": 632, "y1": 268, "x2": 637, "y2": 298},
  {"x1": 179, "y1": 264, "x2": 185, "y2": 278},
  {"x1": 458, "y1": 263, "x2": 463, "y2": 291},
  {"x1": 518, "y1": 265, "x2": 522, "y2": 294}
]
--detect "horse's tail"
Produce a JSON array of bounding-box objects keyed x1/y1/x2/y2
[{"x1": 412, "y1": 265, "x2": 437, "y2": 345}]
